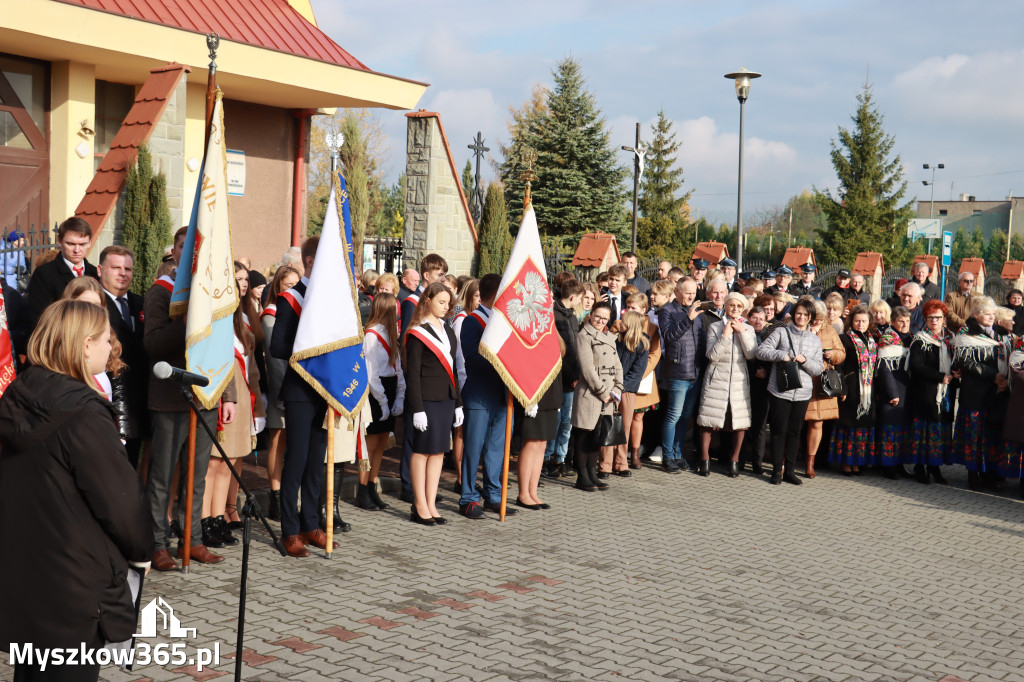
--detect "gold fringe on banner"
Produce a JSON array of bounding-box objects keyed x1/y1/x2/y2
[{"x1": 479, "y1": 343, "x2": 562, "y2": 409}]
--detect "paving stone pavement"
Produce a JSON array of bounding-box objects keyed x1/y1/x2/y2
[{"x1": 3, "y1": 465, "x2": 1023, "y2": 681}]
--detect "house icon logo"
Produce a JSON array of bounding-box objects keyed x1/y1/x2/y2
[{"x1": 134, "y1": 597, "x2": 197, "y2": 639}]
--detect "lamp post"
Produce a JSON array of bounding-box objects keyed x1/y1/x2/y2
[
  {"x1": 725, "y1": 68, "x2": 761, "y2": 273},
  {"x1": 922, "y1": 162, "x2": 945, "y2": 254}
]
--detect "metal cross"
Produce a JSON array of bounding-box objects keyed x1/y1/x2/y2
[
  {"x1": 467, "y1": 132, "x2": 489, "y2": 222},
  {"x1": 621, "y1": 122, "x2": 655, "y2": 252}
]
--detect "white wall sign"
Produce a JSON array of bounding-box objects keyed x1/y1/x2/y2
[{"x1": 226, "y1": 149, "x2": 245, "y2": 196}]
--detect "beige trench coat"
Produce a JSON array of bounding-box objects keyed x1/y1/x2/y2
[{"x1": 572, "y1": 322, "x2": 623, "y2": 430}]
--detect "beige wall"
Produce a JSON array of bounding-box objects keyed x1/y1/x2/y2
[
  {"x1": 50, "y1": 60, "x2": 96, "y2": 233},
  {"x1": 223, "y1": 99, "x2": 298, "y2": 273}
]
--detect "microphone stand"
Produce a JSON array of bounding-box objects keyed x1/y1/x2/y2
[{"x1": 172, "y1": 380, "x2": 287, "y2": 682}]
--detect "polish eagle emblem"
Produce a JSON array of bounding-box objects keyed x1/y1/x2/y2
[{"x1": 505, "y1": 271, "x2": 552, "y2": 341}]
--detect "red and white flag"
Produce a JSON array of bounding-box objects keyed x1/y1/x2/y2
[
  {"x1": 479, "y1": 205, "x2": 561, "y2": 407},
  {"x1": 0, "y1": 287, "x2": 15, "y2": 398}
]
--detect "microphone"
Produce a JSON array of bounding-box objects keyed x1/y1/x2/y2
[{"x1": 153, "y1": 361, "x2": 210, "y2": 387}]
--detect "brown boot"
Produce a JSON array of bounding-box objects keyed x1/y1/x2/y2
[
  {"x1": 805, "y1": 454, "x2": 816, "y2": 479},
  {"x1": 629, "y1": 449, "x2": 642, "y2": 470}
]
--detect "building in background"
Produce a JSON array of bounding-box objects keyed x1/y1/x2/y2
[{"x1": 916, "y1": 194, "x2": 1024, "y2": 244}]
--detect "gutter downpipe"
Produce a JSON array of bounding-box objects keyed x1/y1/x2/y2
[{"x1": 291, "y1": 109, "x2": 318, "y2": 246}]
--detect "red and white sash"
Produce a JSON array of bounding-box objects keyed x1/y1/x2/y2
[
  {"x1": 403, "y1": 292, "x2": 421, "y2": 308},
  {"x1": 407, "y1": 324, "x2": 455, "y2": 389},
  {"x1": 278, "y1": 288, "x2": 304, "y2": 316},
  {"x1": 260, "y1": 303, "x2": 277, "y2": 320},
  {"x1": 468, "y1": 308, "x2": 489, "y2": 330},
  {"x1": 366, "y1": 327, "x2": 394, "y2": 367},
  {"x1": 154, "y1": 275, "x2": 174, "y2": 293}
]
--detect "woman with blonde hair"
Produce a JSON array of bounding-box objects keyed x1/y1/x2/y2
[
  {"x1": 824, "y1": 292, "x2": 845, "y2": 335},
  {"x1": 869, "y1": 299, "x2": 892, "y2": 340},
  {"x1": 359, "y1": 293, "x2": 405, "y2": 510},
  {"x1": 0, "y1": 300, "x2": 151, "y2": 679},
  {"x1": 804, "y1": 299, "x2": 845, "y2": 478},
  {"x1": 576, "y1": 282, "x2": 599, "y2": 326},
  {"x1": 624, "y1": 293, "x2": 660, "y2": 470},
  {"x1": 600, "y1": 310, "x2": 649, "y2": 477},
  {"x1": 61, "y1": 277, "x2": 126, "y2": 400}
]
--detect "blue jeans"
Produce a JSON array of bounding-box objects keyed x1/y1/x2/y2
[
  {"x1": 661, "y1": 379, "x2": 699, "y2": 462},
  {"x1": 459, "y1": 403, "x2": 507, "y2": 506},
  {"x1": 544, "y1": 391, "x2": 574, "y2": 463}
]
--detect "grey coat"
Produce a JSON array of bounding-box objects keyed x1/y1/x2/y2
[
  {"x1": 572, "y1": 322, "x2": 623, "y2": 430},
  {"x1": 755, "y1": 323, "x2": 824, "y2": 402},
  {"x1": 697, "y1": 320, "x2": 758, "y2": 429}
]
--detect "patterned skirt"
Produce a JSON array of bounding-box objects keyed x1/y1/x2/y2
[
  {"x1": 910, "y1": 418, "x2": 953, "y2": 467},
  {"x1": 827, "y1": 425, "x2": 876, "y2": 466},
  {"x1": 998, "y1": 441, "x2": 1024, "y2": 479},
  {"x1": 876, "y1": 424, "x2": 913, "y2": 467},
  {"x1": 952, "y1": 410, "x2": 1000, "y2": 472}
]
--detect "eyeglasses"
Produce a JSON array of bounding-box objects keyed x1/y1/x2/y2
[
  {"x1": 926, "y1": 315, "x2": 945, "y2": 320},
  {"x1": 590, "y1": 316, "x2": 609, "y2": 323},
  {"x1": 962, "y1": 279, "x2": 975, "y2": 283}
]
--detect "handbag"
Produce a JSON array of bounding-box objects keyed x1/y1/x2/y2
[
  {"x1": 776, "y1": 328, "x2": 803, "y2": 392},
  {"x1": 818, "y1": 363, "x2": 846, "y2": 398},
  {"x1": 593, "y1": 411, "x2": 626, "y2": 447},
  {"x1": 637, "y1": 371, "x2": 654, "y2": 396}
]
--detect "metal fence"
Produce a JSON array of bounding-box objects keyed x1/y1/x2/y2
[
  {"x1": 0, "y1": 222, "x2": 59, "y2": 292},
  {"x1": 364, "y1": 236, "x2": 403, "y2": 275}
]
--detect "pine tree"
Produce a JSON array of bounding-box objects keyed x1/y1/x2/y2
[
  {"x1": 815, "y1": 84, "x2": 914, "y2": 265},
  {"x1": 968, "y1": 226, "x2": 986, "y2": 260},
  {"x1": 477, "y1": 182, "x2": 513, "y2": 275},
  {"x1": 987, "y1": 229, "x2": 1008, "y2": 262},
  {"x1": 499, "y1": 84, "x2": 547, "y2": 229},
  {"x1": 1011, "y1": 233, "x2": 1024, "y2": 261},
  {"x1": 121, "y1": 144, "x2": 171, "y2": 296},
  {"x1": 637, "y1": 110, "x2": 693, "y2": 261},
  {"x1": 952, "y1": 227, "x2": 969, "y2": 261},
  {"x1": 501, "y1": 59, "x2": 628, "y2": 241},
  {"x1": 461, "y1": 160, "x2": 475, "y2": 205}
]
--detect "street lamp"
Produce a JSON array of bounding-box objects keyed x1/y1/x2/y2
[
  {"x1": 922, "y1": 162, "x2": 945, "y2": 253},
  {"x1": 725, "y1": 68, "x2": 761, "y2": 272}
]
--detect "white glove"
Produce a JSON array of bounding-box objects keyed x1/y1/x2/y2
[
  {"x1": 525, "y1": 404, "x2": 539, "y2": 418},
  {"x1": 377, "y1": 399, "x2": 390, "y2": 421},
  {"x1": 413, "y1": 411, "x2": 428, "y2": 432},
  {"x1": 392, "y1": 398, "x2": 404, "y2": 416},
  {"x1": 453, "y1": 406, "x2": 465, "y2": 428},
  {"x1": 252, "y1": 416, "x2": 266, "y2": 435}
]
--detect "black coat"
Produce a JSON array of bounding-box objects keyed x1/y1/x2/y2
[
  {"x1": 874, "y1": 332, "x2": 911, "y2": 426},
  {"x1": 553, "y1": 299, "x2": 581, "y2": 387},
  {"x1": 269, "y1": 280, "x2": 321, "y2": 403},
  {"x1": 953, "y1": 318, "x2": 1007, "y2": 413},
  {"x1": 105, "y1": 291, "x2": 148, "y2": 440},
  {"x1": 27, "y1": 257, "x2": 98, "y2": 327},
  {"x1": 837, "y1": 330, "x2": 876, "y2": 427},
  {"x1": 908, "y1": 332, "x2": 957, "y2": 423},
  {"x1": 404, "y1": 322, "x2": 461, "y2": 413},
  {"x1": 0, "y1": 367, "x2": 152, "y2": 650}
]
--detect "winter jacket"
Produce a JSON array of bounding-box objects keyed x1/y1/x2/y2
[
  {"x1": 805, "y1": 323, "x2": 846, "y2": 421},
  {"x1": 697, "y1": 319, "x2": 757, "y2": 429},
  {"x1": 875, "y1": 331, "x2": 912, "y2": 427},
  {"x1": 944, "y1": 289, "x2": 974, "y2": 331},
  {"x1": 657, "y1": 300, "x2": 706, "y2": 382},
  {"x1": 909, "y1": 330, "x2": 957, "y2": 423},
  {"x1": 633, "y1": 318, "x2": 661, "y2": 410},
  {"x1": 572, "y1": 322, "x2": 623, "y2": 430},
  {"x1": 836, "y1": 330, "x2": 877, "y2": 427},
  {"x1": 616, "y1": 334, "x2": 649, "y2": 394},
  {"x1": 553, "y1": 298, "x2": 581, "y2": 388},
  {"x1": 0, "y1": 367, "x2": 152, "y2": 650},
  {"x1": 953, "y1": 318, "x2": 1008, "y2": 413},
  {"x1": 755, "y1": 323, "x2": 824, "y2": 402}
]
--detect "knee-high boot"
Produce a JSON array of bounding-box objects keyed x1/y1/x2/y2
[{"x1": 319, "y1": 464, "x2": 352, "y2": 532}]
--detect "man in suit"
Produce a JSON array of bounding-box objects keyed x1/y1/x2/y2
[
  {"x1": 97, "y1": 245, "x2": 148, "y2": 468},
  {"x1": 144, "y1": 227, "x2": 235, "y2": 571},
  {"x1": 602, "y1": 264, "x2": 629, "y2": 320},
  {"x1": 790, "y1": 263, "x2": 823, "y2": 299},
  {"x1": 719, "y1": 258, "x2": 742, "y2": 293},
  {"x1": 459, "y1": 273, "x2": 517, "y2": 519},
  {"x1": 270, "y1": 236, "x2": 338, "y2": 558},
  {"x1": 27, "y1": 216, "x2": 98, "y2": 327},
  {"x1": 767, "y1": 265, "x2": 794, "y2": 295}
]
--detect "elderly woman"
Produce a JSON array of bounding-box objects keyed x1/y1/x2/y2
[
  {"x1": 953, "y1": 296, "x2": 1012, "y2": 491},
  {"x1": 875, "y1": 306, "x2": 914, "y2": 479},
  {"x1": 869, "y1": 299, "x2": 892, "y2": 341},
  {"x1": 756, "y1": 299, "x2": 824, "y2": 485},
  {"x1": 804, "y1": 300, "x2": 845, "y2": 478},
  {"x1": 828, "y1": 305, "x2": 878, "y2": 475},
  {"x1": 573, "y1": 301, "x2": 623, "y2": 492},
  {"x1": 696, "y1": 292, "x2": 757, "y2": 477},
  {"x1": 824, "y1": 292, "x2": 845, "y2": 335},
  {"x1": 908, "y1": 299, "x2": 956, "y2": 484}
]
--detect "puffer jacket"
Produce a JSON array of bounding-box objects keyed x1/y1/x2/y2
[
  {"x1": 755, "y1": 323, "x2": 824, "y2": 402},
  {"x1": 697, "y1": 319, "x2": 757, "y2": 429},
  {"x1": 657, "y1": 300, "x2": 706, "y2": 382},
  {"x1": 805, "y1": 323, "x2": 846, "y2": 421},
  {"x1": 572, "y1": 322, "x2": 623, "y2": 430}
]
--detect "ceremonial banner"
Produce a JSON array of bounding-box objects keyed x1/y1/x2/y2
[
  {"x1": 0, "y1": 287, "x2": 16, "y2": 398},
  {"x1": 479, "y1": 205, "x2": 561, "y2": 406},
  {"x1": 169, "y1": 91, "x2": 238, "y2": 409},
  {"x1": 289, "y1": 171, "x2": 369, "y2": 424}
]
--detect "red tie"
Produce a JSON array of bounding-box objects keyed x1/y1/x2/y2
[{"x1": 73, "y1": 266, "x2": 83, "y2": 278}]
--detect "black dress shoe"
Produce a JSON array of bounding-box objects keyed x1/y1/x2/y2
[
  {"x1": 613, "y1": 470, "x2": 632, "y2": 477},
  {"x1": 698, "y1": 460, "x2": 710, "y2": 477},
  {"x1": 538, "y1": 503, "x2": 551, "y2": 509},
  {"x1": 515, "y1": 498, "x2": 542, "y2": 510},
  {"x1": 751, "y1": 462, "x2": 764, "y2": 475},
  {"x1": 432, "y1": 516, "x2": 448, "y2": 525},
  {"x1": 596, "y1": 472, "x2": 610, "y2": 479},
  {"x1": 483, "y1": 501, "x2": 518, "y2": 515},
  {"x1": 770, "y1": 472, "x2": 782, "y2": 485},
  {"x1": 782, "y1": 471, "x2": 803, "y2": 486},
  {"x1": 914, "y1": 464, "x2": 930, "y2": 484},
  {"x1": 409, "y1": 506, "x2": 436, "y2": 526},
  {"x1": 399, "y1": 490, "x2": 414, "y2": 503},
  {"x1": 453, "y1": 480, "x2": 463, "y2": 494},
  {"x1": 728, "y1": 462, "x2": 739, "y2": 478},
  {"x1": 928, "y1": 466, "x2": 948, "y2": 485}
]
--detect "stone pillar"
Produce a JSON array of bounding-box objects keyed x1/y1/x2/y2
[
  {"x1": 403, "y1": 112, "x2": 478, "y2": 275},
  {"x1": 148, "y1": 76, "x2": 187, "y2": 231}
]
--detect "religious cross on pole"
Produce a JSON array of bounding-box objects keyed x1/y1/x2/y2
[
  {"x1": 467, "y1": 131, "x2": 490, "y2": 223},
  {"x1": 621, "y1": 122, "x2": 654, "y2": 253}
]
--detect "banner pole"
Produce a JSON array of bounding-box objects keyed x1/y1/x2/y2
[
  {"x1": 182, "y1": 409, "x2": 197, "y2": 572},
  {"x1": 325, "y1": 406, "x2": 336, "y2": 559},
  {"x1": 499, "y1": 391, "x2": 513, "y2": 522}
]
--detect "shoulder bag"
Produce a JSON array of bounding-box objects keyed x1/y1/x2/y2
[
  {"x1": 817, "y1": 362, "x2": 846, "y2": 398},
  {"x1": 776, "y1": 327, "x2": 804, "y2": 393}
]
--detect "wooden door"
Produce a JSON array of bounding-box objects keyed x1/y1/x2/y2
[{"x1": 0, "y1": 55, "x2": 49, "y2": 237}]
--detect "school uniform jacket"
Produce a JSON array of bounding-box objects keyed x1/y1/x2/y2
[
  {"x1": 27, "y1": 257, "x2": 99, "y2": 327},
  {"x1": 404, "y1": 322, "x2": 462, "y2": 415},
  {"x1": 269, "y1": 279, "x2": 321, "y2": 403}
]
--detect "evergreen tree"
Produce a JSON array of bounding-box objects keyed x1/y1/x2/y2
[
  {"x1": 477, "y1": 182, "x2": 513, "y2": 275},
  {"x1": 1011, "y1": 233, "x2": 1024, "y2": 261},
  {"x1": 499, "y1": 84, "x2": 547, "y2": 228},
  {"x1": 501, "y1": 59, "x2": 628, "y2": 240},
  {"x1": 461, "y1": 160, "x2": 475, "y2": 205},
  {"x1": 121, "y1": 144, "x2": 171, "y2": 296},
  {"x1": 951, "y1": 227, "x2": 969, "y2": 261},
  {"x1": 637, "y1": 110, "x2": 693, "y2": 261},
  {"x1": 987, "y1": 229, "x2": 1008, "y2": 263},
  {"x1": 340, "y1": 113, "x2": 369, "y2": 271},
  {"x1": 815, "y1": 84, "x2": 914, "y2": 264},
  {"x1": 968, "y1": 226, "x2": 986, "y2": 260}
]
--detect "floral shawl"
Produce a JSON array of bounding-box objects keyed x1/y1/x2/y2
[{"x1": 848, "y1": 330, "x2": 877, "y2": 419}]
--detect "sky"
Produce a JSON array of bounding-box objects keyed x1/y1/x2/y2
[{"x1": 310, "y1": 0, "x2": 1024, "y2": 226}]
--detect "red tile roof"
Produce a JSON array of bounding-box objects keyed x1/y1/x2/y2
[
  {"x1": 781, "y1": 247, "x2": 815, "y2": 269},
  {"x1": 404, "y1": 111, "x2": 477, "y2": 251},
  {"x1": 573, "y1": 233, "x2": 619, "y2": 268},
  {"x1": 57, "y1": 0, "x2": 370, "y2": 70},
  {"x1": 959, "y1": 257, "x2": 986, "y2": 278},
  {"x1": 852, "y1": 252, "x2": 884, "y2": 276},
  {"x1": 913, "y1": 254, "x2": 938, "y2": 275},
  {"x1": 693, "y1": 241, "x2": 728, "y2": 267},
  {"x1": 75, "y1": 63, "x2": 190, "y2": 239},
  {"x1": 1002, "y1": 261, "x2": 1024, "y2": 279}
]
